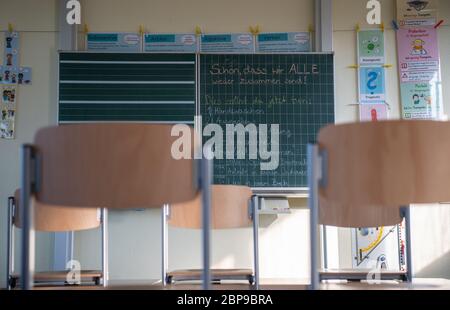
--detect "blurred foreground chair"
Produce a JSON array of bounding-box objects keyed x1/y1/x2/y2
[
  {"x1": 19, "y1": 124, "x2": 212, "y2": 290},
  {"x1": 308, "y1": 120, "x2": 450, "y2": 289},
  {"x1": 163, "y1": 185, "x2": 259, "y2": 287},
  {"x1": 6, "y1": 189, "x2": 105, "y2": 289}
]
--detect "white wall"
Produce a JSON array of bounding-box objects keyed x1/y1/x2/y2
[
  {"x1": 0, "y1": 0, "x2": 59, "y2": 288},
  {"x1": 0, "y1": 0, "x2": 449, "y2": 288}
]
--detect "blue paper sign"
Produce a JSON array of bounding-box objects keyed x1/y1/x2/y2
[
  {"x1": 87, "y1": 33, "x2": 141, "y2": 52},
  {"x1": 359, "y1": 66, "x2": 386, "y2": 103},
  {"x1": 144, "y1": 33, "x2": 197, "y2": 52},
  {"x1": 200, "y1": 33, "x2": 254, "y2": 53},
  {"x1": 257, "y1": 32, "x2": 311, "y2": 52}
]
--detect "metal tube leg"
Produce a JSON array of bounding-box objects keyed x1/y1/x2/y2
[
  {"x1": 161, "y1": 204, "x2": 169, "y2": 286},
  {"x1": 252, "y1": 196, "x2": 260, "y2": 290},
  {"x1": 200, "y1": 155, "x2": 212, "y2": 290},
  {"x1": 20, "y1": 145, "x2": 35, "y2": 290},
  {"x1": 401, "y1": 206, "x2": 413, "y2": 283},
  {"x1": 7, "y1": 197, "x2": 14, "y2": 290},
  {"x1": 101, "y1": 208, "x2": 109, "y2": 287},
  {"x1": 308, "y1": 144, "x2": 320, "y2": 290}
]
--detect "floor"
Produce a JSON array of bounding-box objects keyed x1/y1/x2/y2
[{"x1": 31, "y1": 278, "x2": 450, "y2": 290}]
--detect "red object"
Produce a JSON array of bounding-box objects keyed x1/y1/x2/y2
[
  {"x1": 371, "y1": 109, "x2": 378, "y2": 122},
  {"x1": 434, "y1": 20, "x2": 444, "y2": 29}
]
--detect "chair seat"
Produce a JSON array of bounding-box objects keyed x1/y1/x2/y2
[
  {"x1": 10, "y1": 270, "x2": 102, "y2": 286},
  {"x1": 320, "y1": 269, "x2": 407, "y2": 281},
  {"x1": 167, "y1": 269, "x2": 254, "y2": 283}
]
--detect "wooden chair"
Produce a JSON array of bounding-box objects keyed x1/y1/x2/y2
[
  {"x1": 6, "y1": 190, "x2": 104, "y2": 289},
  {"x1": 162, "y1": 185, "x2": 259, "y2": 287},
  {"x1": 19, "y1": 124, "x2": 212, "y2": 290},
  {"x1": 308, "y1": 120, "x2": 450, "y2": 289}
]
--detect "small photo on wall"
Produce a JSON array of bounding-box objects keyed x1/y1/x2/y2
[
  {"x1": 2, "y1": 86, "x2": 17, "y2": 105},
  {"x1": 18, "y1": 67, "x2": 32, "y2": 85},
  {"x1": 1, "y1": 108, "x2": 15, "y2": 121},
  {"x1": 2, "y1": 66, "x2": 18, "y2": 84},
  {"x1": 0, "y1": 118, "x2": 15, "y2": 139}
]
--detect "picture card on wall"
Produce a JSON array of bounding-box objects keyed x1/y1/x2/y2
[
  {"x1": 18, "y1": 67, "x2": 32, "y2": 85},
  {"x1": 359, "y1": 104, "x2": 388, "y2": 122},
  {"x1": 359, "y1": 66, "x2": 386, "y2": 103},
  {"x1": 4, "y1": 32, "x2": 20, "y2": 68},
  {"x1": 357, "y1": 29, "x2": 385, "y2": 65}
]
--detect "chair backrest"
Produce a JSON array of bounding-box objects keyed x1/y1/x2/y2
[
  {"x1": 33, "y1": 124, "x2": 197, "y2": 209},
  {"x1": 169, "y1": 185, "x2": 253, "y2": 229},
  {"x1": 13, "y1": 190, "x2": 100, "y2": 232},
  {"x1": 317, "y1": 120, "x2": 450, "y2": 227}
]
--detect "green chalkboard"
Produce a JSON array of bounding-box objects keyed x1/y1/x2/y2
[
  {"x1": 58, "y1": 53, "x2": 196, "y2": 123},
  {"x1": 200, "y1": 54, "x2": 335, "y2": 188}
]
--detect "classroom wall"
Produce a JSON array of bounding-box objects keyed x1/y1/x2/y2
[
  {"x1": 0, "y1": 0, "x2": 59, "y2": 288},
  {"x1": 0, "y1": 0, "x2": 449, "y2": 288}
]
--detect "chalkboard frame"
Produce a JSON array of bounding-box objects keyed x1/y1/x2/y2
[{"x1": 198, "y1": 52, "x2": 335, "y2": 193}]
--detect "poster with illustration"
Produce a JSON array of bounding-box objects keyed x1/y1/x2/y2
[
  {"x1": 0, "y1": 117, "x2": 15, "y2": 139},
  {"x1": 4, "y1": 32, "x2": 20, "y2": 69},
  {"x1": 397, "y1": 0, "x2": 438, "y2": 27},
  {"x1": 2, "y1": 86, "x2": 17, "y2": 105},
  {"x1": 17, "y1": 67, "x2": 32, "y2": 85},
  {"x1": 397, "y1": 26, "x2": 439, "y2": 81},
  {"x1": 357, "y1": 29, "x2": 385, "y2": 65},
  {"x1": 351, "y1": 224, "x2": 406, "y2": 272},
  {"x1": 359, "y1": 67, "x2": 386, "y2": 102},
  {"x1": 359, "y1": 104, "x2": 388, "y2": 122},
  {"x1": 401, "y1": 82, "x2": 440, "y2": 119},
  {"x1": 2, "y1": 66, "x2": 18, "y2": 84}
]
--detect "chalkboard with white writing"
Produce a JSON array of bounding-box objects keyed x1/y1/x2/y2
[{"x1": 200, "y1": 53, "x2": 334, "y2": 188}]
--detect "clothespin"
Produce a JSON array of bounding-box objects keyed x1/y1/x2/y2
[
  {"x1": 249, "y1": 25, "x2": 260, "y2": 36},
  {"x1": 139, "y1": 25, "x2": 145, "y2": 36},
  {"x1": 434, "y1": 20, "x2": 444, "y2": 29},
  {"x1": 383, "y1": 64, "x2": 393, "y2": 68},
  {"x1": 308, "y1": 24, "x2": 314, "y2": 33},
  {"x1": 348, "y1": 65, "x2": 359, "y2": 69},
  {"x1": 8, "y1": 23, "x2": 13, "y2": 33},
  {"x1": 392, "y1": 20, "x2": 399, "y2": 31},
  {"x1": 83, "y1": 24, "x2": 89, "y2": 34},
  {"x1": 195, "y1": 26, "x2": 202, "y2": 37},
  {"x1": 356, "y1": 23, "x2": 360, "y2": 32},
  {"x1": 380, "y1": 22, "x2": 385, "y2": 32}
]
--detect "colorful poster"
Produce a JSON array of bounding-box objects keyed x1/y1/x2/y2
[
  {"x1": 2, "y1": 85, "x2": 17, "y2": 105},
  {"x1": 17, "y1": 67, "x2": 32, "y2": 85},
  {"x1": 200, "y1": 33, "x2": 254, "y2": 53},
  {"x1": 2, "y1": 66, "x2": 18, "y2": 84},
  {"x1": 257, "y1": 32, "x2": 311, "y2": 52},
  {"x1": 1, "y1": 85, "x2": 17, "y2": 139},
  {"x1": 87, "y1": 33, "x2": 141, "y2": 52},
  {"x1": 144, "y1": 33, "x2": 197, "y2": 52},
  {"x1": 351, "y1": 224, "x2": 406, "y2": 272},
  {"x1": 397, "y1": 0, "x2": 438, "y2": 27},
  {"x1": 357, "y1": 30, "x2": 385, "y2": 65},
  {"x1": 4, "y1": 32, "x2": 19, "y2": 69},
  {"x1": 400, "y1": 82, "x2": 440, "y2": 119},
  {"x1": 359, "y1": 67, "x2": 386, "y2": 102},
  {"x1": 359, "y1": 104, "x2": 388, "y2": 122},
  {"x1": 397, "y1": 27, "x2": 440, "y2": 80}
]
